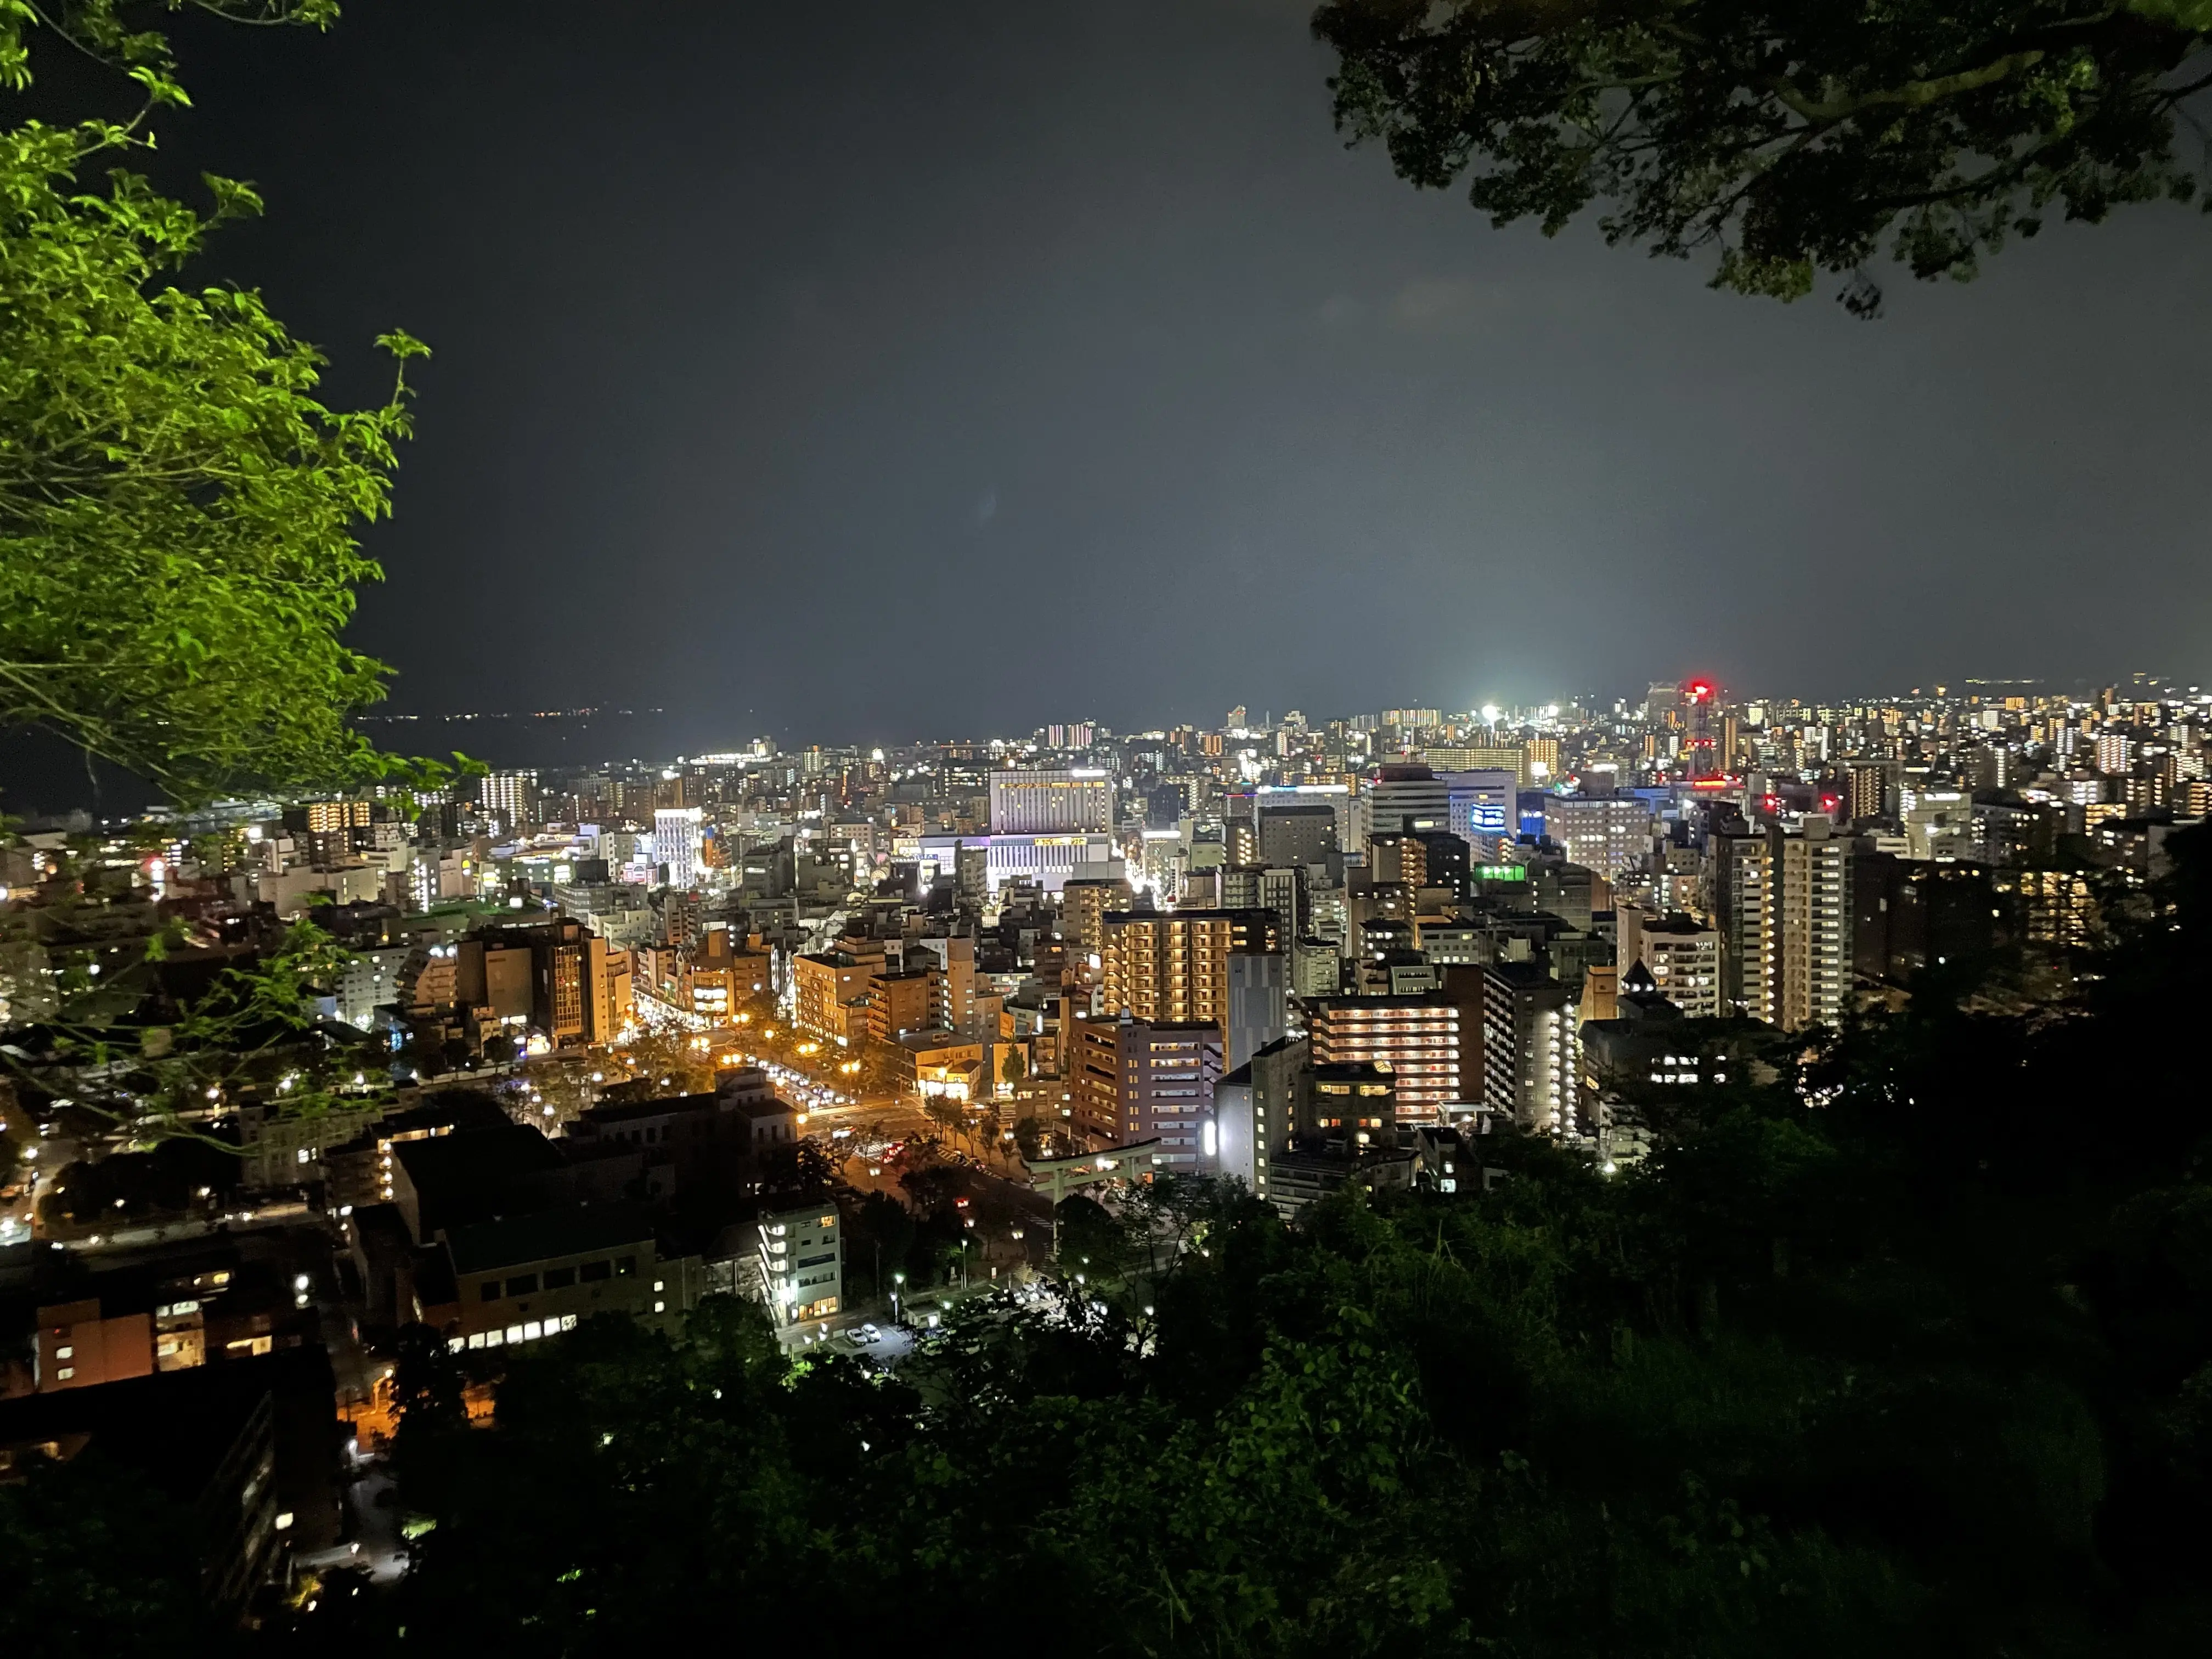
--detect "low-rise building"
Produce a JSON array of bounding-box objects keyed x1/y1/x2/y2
[{"x1": 754, "y1": 1201, "x2": 842, "y2": 1327}]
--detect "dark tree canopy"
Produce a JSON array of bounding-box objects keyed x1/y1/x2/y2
[{"x1": 1313, "y1": 0, "x2": 2212, "y2": 313}]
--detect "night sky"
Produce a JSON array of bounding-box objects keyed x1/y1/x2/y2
[{"x1": 134, "y1": 0, "x2": 2212, "y2": 744}]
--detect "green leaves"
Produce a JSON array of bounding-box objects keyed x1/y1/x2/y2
[{"x1": 0, "y1": 0, "x2": 449, "y2": 804}]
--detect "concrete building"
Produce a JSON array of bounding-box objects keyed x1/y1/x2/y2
[
  {"x1": 1098, "y1": 908, "x2": 1280, "y2": 1031},
  {"x1": 755, "y1": 1201, "x2": 842, "y2": 1327},
  {"x1": 1481, "y1": 961, "x2": 1577, "y2": 1135},
  {"x1": 1542, "y1": 794, "x2": 1654, "y2": 878},
  {"x1": 442, "y1": 1204, "x2": 705, "y2": 1353},
  {"x1": 1257, "y1": 803, "x2": 1339, "y2": 866},
  {"x1": 1068, "y1": 1012, "x2": 1223, "y2": 1166},
  {"x1": 988, "y1": 768, "x2": 1114, "y2": 834},
  {"x1": 1307, "y1": 992, "x2": 1470, "y2": 1125}
]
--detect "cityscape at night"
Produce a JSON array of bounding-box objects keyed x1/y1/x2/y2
[{"x1": 7, "y1": 3, "x2": 2212, "y2": 1657}]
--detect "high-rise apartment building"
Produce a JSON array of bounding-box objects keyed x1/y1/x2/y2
[
  {"x1": 1633, "y1": 915, "x2": 1722, "y2": 1018},
  {"x1": 988, "y1": 769, "x2": 1113, "y2": 834},
  {"x1": 1481, "y1": 961, "x2": 1577, "y2": 1134},
  {"x1": 2095, "y1": 731, "x2": 2132, "y2": 776},
  {"x1": 1098, "y1": 909, "x2": 1280, "y2": 1032},
  {"x1": 481, "y1": 770, "x2": 539, "y2": 833},
  {"x1": 1069, "y1": 1013, "x2": 1223, "y2": 1166},
  {"x1": 1307, "y1": 992, "x2": 1470, "y2": 1124},
  {"x1": 1714, "y1": 820, "x2": 1851, "y2": 1031},
  {"x1": 1060, "y1": 877, "x2": 1135, "y2": 968}
]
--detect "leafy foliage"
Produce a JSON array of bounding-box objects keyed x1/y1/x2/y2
[
  {"x1": 1312, "y1": 0, "x2": 2212, "y2": 313},
  {"x1": 0, "y1": 0, "x2": 459, "y2": 802}
]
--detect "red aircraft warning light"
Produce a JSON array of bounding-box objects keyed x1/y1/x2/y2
[{"x1": 1685, "y1": 679, "x2": 1715, "y2": 703}]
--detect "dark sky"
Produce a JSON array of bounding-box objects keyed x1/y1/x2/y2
[{"x1": 141, "y1": 0, "x2": 2212, "y2": 744}]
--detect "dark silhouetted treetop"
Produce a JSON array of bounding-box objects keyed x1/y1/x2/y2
[{"x1": 1312, "y1": 0, "x2": 2212, "y2": 314}]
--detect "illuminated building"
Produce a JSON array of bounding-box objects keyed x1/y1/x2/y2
[
  {"x1": 1367, "y1": 763, "x2": 1450, "y2": 834},
  {"x1": 1307, "y1": 992, "x2": 1468, "y2": 1124},
  {"x1": 1068, "y1": 1012, "x2": 1222, "y2": 1166},
  {"x1": 753, "y1": 1203, "x2": 842, "y2": 1326},
  {"x1": 1437, "y1": 768, "x2": 1516, "y2": 855},
  {"x1": 1623, "y1": 912, "x2": 1722, "y2": 1018},
  {"x1": 480, "y1": 770, "x2": 539, "y2": 832},
  {"x1": 1257, "y1": 802, "x2": 1338, "y2": 866},
  {"x1": 867, "y1": 967, "x2": 935, "y2": 1043},
  {"x1": 653, "y1": 806, "x2": 703, "y2": 888},
  {"x1": 793, "y1": 944, "x2": 885, "y2": 1041},
  {"x1": 989, "y1": 768, "x2": 1113, "y2": 834},
  {"x1": 1061, "y1": 877, "x2": 1135, "y2": 969},
  {"x1": 1098, "y1": 908, "x2": 1280, "y2": 1032},
  {"x1": 917, "y1": 831, "x2": 1119, "y2": 893},
  {"x1": 1541, "y1": 795, "x2": 1653, "y2": 878},
  {"x1": 1481, "y1": 961, "x2": 1576, "y2": 1133},
  {"x1": 1714, "y1": 820, "x2": 1851, "y2": 1030}
]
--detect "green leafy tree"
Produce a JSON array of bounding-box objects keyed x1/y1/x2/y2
[
  {"x1": 1313, "y1": 0, "x2": 2212, "y2": 314},
  {"x1": 1, "y1": 0, "x2": 458, "y2": 802}
]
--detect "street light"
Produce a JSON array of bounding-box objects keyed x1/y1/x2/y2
[{"x1": 891, "y1": 1271, "x2": 905, "y2": 1323}]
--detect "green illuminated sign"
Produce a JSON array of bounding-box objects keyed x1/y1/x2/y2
[{"x1": 1473, "y1": 865, "x2": 1526, "y2": 881}]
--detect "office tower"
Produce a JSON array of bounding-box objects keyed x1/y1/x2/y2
[
  {"x1": 1438, "y1": 768, "x2": 1516, "y2": 854},
  {"x1": 1683, "y1": 679, "x2": 1718, "y2": 777},
  {"x1": 988, "y1": 768, "x2": 1114, "y2": 834},
  {"x1": 1069, "y1": 1013, "x2": 1223, "y2": 1166},
  {"x1": 1481, "y1": 961, "x2": 1577, "y2": 1134},
  {"x1": 1541, "y1": 795, "x2": 1654, "y2": 878},
  {"x1": 1258, "y1": 803, "x2": 1338, "y2": 866},
  {"x1": 1307, "y1": 992, "x2": 1469, "y2": 1125},
  {"x1": 481, "y1": 770, "x2": 539, "y2": 833},
  {"x1": 1368, "y1": 763, "x2": 1451, "y2": 834},
  {"x1": 1226, "y1": 705, "x2": 1248, "y2": 729},
  {"x1": 1098, "y1": 909, "x2": 1280, "y2": 1030},
  {"x1": 1714, "y1": 820, "x2": 1851, "y2": 1030},
  {"x1": 1252, "y1": 782, "x2": 1361, "y2": 854},
  {"x1": 654, "y1": 807, "x2": 703, "y2": 889}
]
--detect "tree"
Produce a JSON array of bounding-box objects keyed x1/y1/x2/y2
[
  {"x1": 1, "y1": 0, "x2": 459, "y2": 802},
  {"x1": 1312, "y1": 0, "x2": 2212, "y2": 315}
]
